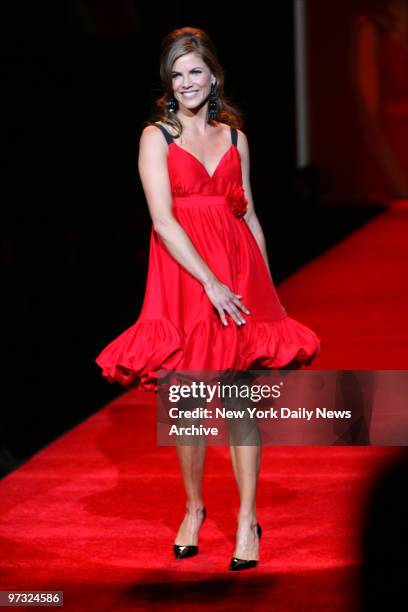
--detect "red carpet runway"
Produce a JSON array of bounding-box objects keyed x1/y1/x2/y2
[{"x1": 1, "y1": 204, "x2": 407, "y2": 611}]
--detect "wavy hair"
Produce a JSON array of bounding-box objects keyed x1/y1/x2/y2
[{"x1": 144, "y1": 26, "x2": 244, "y2": 138}]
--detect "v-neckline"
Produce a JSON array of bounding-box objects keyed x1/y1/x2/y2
[{"x1": 171, "y1": 142, "x2": 234, "y2": 179}]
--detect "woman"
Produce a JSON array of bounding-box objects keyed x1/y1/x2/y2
[
  {"x1": 352, "y1": 0, "x2": 408, "y2": 199},
  {"x1": 95, "y1": 26, "x2": 321, "y2": 570}
]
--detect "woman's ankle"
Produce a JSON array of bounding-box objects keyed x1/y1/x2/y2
[{"x1": 237, "y1": 509, "x2": 257, "y2": 524}]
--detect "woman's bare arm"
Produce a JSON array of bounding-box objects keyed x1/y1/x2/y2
[
  {"x1": 138, "y1": 126, "x2": 218, "y2": 285},
  {"x1": 138, "y1": 126, "x2": 250, "y2": 326},
  {"x1": 237, "y1": 129, "x2": 273, "y2": 281}
]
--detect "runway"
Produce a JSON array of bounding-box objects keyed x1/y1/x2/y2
[{"x1": 1, "y1": 203, "x2": 407, "y2": 610}]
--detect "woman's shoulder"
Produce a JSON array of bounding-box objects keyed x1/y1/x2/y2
[
  {"x1": 151, "y1": 120, "x2": 178, "y2": 138},
  {"x1": 218, "y1": 122, "x2": 247, "y2": 144},
  {"x1": 139, "y1": 123, "x2": 172, "y2": 157},
  {"x1": 144, "y1": 120, "x2": 246, "y2": 142},
  {"x1": 140, "y1": 120, "x2": 174, "y2": 137},
  {"x1": 231, "y1": 125, "x2": 248, "y2": 151}
]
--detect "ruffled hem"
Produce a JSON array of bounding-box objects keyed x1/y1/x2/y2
[
  {"x1": 180, "y1": 314, "x2": 321, "y2": 372},
  {"x1": 95, "y1": 314, "x2": 321, "y2": 393},
  {"x1": 239, "y1": 315, "x2": 321, "y2": 370},
  {"x1": 95, "y1": 318, "x2": 183, "y2": 392}
]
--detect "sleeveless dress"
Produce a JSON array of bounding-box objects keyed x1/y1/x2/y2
[{"x1": 95, "y1": 123, "x2": 321, "y2": 392}]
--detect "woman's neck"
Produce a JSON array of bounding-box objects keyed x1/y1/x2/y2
[{"x1": 176, "y1": 110, "x2": 214, "y2": 135}]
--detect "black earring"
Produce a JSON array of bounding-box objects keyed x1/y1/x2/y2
[
  {"x1": 167, "y1": 94, "x2": 178, "y2": 113},
  {"x1": 208, "y1": 82, "x2": 218, "y2": 120}
]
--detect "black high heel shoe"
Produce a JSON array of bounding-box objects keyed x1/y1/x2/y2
[
  {"x1": 229, "y1": 522, "x2": 262, "y2": 571},
  {"x1": 173, "y1": 507, "x2": 207, "y2": 559}
]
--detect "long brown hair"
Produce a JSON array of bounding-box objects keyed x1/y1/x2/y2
[{"x1": 145, "y1": 26, "x2": 244, "y2": 138}]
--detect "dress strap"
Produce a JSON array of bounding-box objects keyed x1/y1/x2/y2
[
  {"x1": 155, "y1": 121, "x2": 237, "y2": 147},
  {"x1": 153, "y1": 122, "x2": 174, "y2": 145}
]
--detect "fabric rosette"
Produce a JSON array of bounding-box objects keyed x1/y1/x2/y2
[{"x1": 225, "y1": 184, "x2": 248, "y2": 219}]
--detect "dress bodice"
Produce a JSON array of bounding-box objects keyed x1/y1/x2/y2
[{"x1": 153, "y1": 123, "x2": 244, "y2": 198}]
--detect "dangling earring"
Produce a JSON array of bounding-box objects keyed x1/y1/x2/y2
[
  {"x1": 208, "y1": 82, "x2": 218, "y2": 120},
  {"x1": 167, "y1": 94, "x2": 178, "y2": 113}
]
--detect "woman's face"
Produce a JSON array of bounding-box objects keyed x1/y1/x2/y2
[{"x1": 171, "y1": 52, "x2": 215, "y2": 112}]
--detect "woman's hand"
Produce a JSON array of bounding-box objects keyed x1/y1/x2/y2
[{"x1": 203, "y1": 278, "x2": 250, "y2": 326}]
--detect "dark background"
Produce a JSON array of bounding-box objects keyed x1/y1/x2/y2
[{"x1": 1, "y1": 1, "x2": 381, "y2": 476}]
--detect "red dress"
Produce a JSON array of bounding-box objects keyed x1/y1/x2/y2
[{"x1": 95, "y1": 123, "x2": 321, "y2": 392}]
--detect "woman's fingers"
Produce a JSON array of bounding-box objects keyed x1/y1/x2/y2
[
  {"x1": 220, "y1": 293, "x2": 251, "y2": 326},
  {"x1": 228, "y1": 303, "x2": 246, "y2": 325},
  {"x1": 220, "y1": 298, "x2": 247, "y2": 326},
  {"x1": 207, "y1": 282, "x2": 250, "y2": 326},
  {"x1": 234, "y1": 295, "x2": 250, "y2": 315},
  {"x1": 217, "y1": 308, "x2": 228, "y2": 326},
  {"x1": 217, "y1": 301, "x2": 243, "y2": 326}
]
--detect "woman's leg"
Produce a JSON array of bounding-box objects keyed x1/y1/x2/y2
[
  {"x1": 229, "y1": 444, "x2": 262, "y2": 560},
  {"x1": 174, "y1": 443, "x2": 207, "y2": 546},
  {"x1": 227, "y1": 376, "x2": 262, "y2": 560}
]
